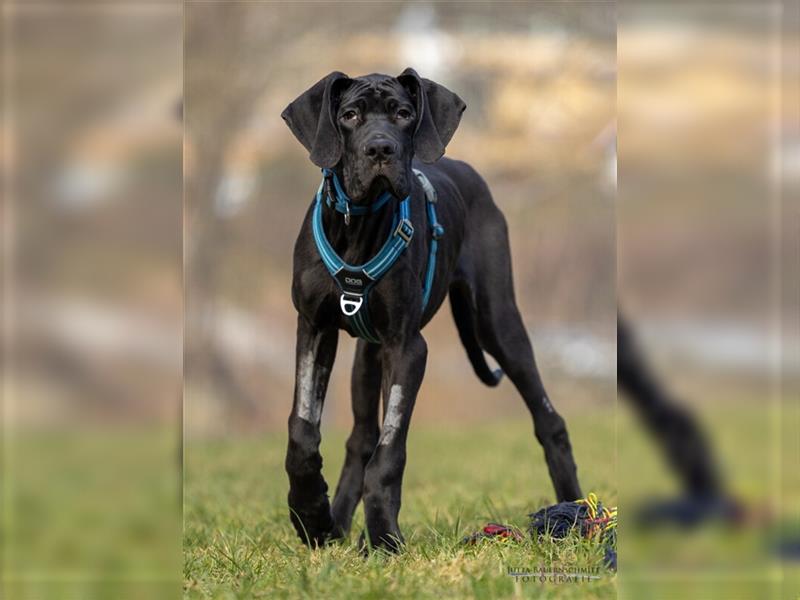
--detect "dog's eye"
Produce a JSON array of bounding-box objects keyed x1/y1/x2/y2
[
  {"x1": 397, "y1": 109, "x2": 412, "y2": 120},
  {"x1": 341, "y1": 110, "x2": 358, "y2": 122}
]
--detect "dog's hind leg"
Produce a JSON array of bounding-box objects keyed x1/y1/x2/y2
[
  {"x1": 331, "y1": 340, "x2": 382, "y2": 537},
  {"x1": 285, "y1": 315, "x2": 338, "y2": 546},
  {"x1": 476, "y1": 289, "x2": 583, "y2": 502},
  {"x1": 467, "y1": 208, "x2": 582, "y2": 502}
]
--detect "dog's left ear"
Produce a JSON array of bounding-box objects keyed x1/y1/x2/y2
[
  {"x1": 398, "y1": 68, "x2": 466, "y2": 163},
  {"x1": 281, "y1": 71, "x2": 351, "y2": 168}
]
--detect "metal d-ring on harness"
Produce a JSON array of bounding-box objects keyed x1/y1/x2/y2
[{"x1": 311, "y1": 168, "x2": 443, "y2": 344}]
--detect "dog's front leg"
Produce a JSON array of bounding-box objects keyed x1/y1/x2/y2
[
  {"x1": 285, "y1": 315, "x2": 338, "y2": 547},
  {"x1": 331, "y1": 340, "x2": 381, "y2": 536},
  {"x1": 361, "y1": 333, "x2": 427, "y2": 553}
]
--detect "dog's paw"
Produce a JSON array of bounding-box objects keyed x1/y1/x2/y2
[{"x1": 289, "y1": 503, "x2": 335, "y2": 548}]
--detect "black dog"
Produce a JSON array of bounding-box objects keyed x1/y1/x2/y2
[{"x1": 281, "y1": 69, "x2": 582, "y2": 552}]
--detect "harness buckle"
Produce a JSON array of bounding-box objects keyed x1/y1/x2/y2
[
  {"x1": 340, "y1": 294, "x2": 363, "y2": 316},
  {"x1": 394, "y1": 218, "x2": 414, "y2": 244}
]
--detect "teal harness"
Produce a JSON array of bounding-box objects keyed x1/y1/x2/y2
[{"x1": 312, "y1": 168, "x2": 443, "y2": 344}]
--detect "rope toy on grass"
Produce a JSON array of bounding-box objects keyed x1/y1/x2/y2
[
  {"x1": 528, "y1": 492, "x2": 617, "y2": 570},
  {"x1": 528, "y1": 492, "x2": 616, "y2": 540},
  {"x1": 461, "y1": 493, "x2": 618, "y2": 570}
]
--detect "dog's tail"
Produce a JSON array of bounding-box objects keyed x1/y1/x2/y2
[{"x1": 448, "y1": 282, "x2": 504, "y2": 387}]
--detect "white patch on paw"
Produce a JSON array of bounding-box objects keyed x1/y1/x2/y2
[{"x1": 379, "y1": 385, "x2": 404, "y2": 446}]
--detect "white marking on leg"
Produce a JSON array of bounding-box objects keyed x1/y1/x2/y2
[
  {"x1": 297, "y1": 350, "x2": 322, "y2": 424},
  {"x1": 379, "y1": 385, "x2": 403, "y2": 446},
  {"x1": 542, "y1": 395, "x2": 554, "y2": 414}
]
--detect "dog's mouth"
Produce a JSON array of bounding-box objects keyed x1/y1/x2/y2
[
  {"x1": 346, "y1": 166, "x2": 411, "y2": 203},
  {"x1": 365, "y1": 174, "x2": 394, "y2": 198}
]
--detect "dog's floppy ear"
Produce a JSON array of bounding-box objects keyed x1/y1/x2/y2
[
  {"x1": 281, "y1": 71, "x2": 351, "y2": 168},
  {"x1": 397, "y1": 67, "x2": 466, "y2": 163}
]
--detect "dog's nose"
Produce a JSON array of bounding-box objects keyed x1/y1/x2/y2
[{"x1": 363, "y1": 138, "x2": 397, "y2": 162}]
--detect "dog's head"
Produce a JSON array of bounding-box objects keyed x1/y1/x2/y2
[{"x1": 282, "y1": 68, "x2": 465, "y2": 202}]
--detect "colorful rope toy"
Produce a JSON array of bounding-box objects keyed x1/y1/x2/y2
[
  {"x1": 528, "y1": 492, "x2": 617, "y2": 540},
  {"x1": 461, "y1": 493, "x2": 618, "y2": 570},
  {"x1": 528, "y1": 492, "x2": 617, "y2": 569}
]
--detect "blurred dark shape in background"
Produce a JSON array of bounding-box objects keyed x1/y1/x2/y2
[
  {"x1": 2, "y1": 3, "x2": 182, "y2": 598},
  {"x1": 618, "y1": 2, "x2": 798, "y2": 598},
  {"x1": 618, "y1": 314, "x2": 725, "y2": 504}
]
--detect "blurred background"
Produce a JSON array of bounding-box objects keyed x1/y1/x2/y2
[
  {"x1": 184, "y1": 1, "x2": 617, "y2": 437},
  {"x1": 2, "y1": 2, "x2": 182, "y2": 598},
  {"x1": 617, "y1": 3, "x2": 798, "y2": 598}
]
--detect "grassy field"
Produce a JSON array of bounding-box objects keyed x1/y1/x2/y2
[
  {"x1": 184, "y1": 390, "x2": 800, "y2": 600},
  {"x1": 183, "y1": 412, "x2": 617, "y2": 599}
]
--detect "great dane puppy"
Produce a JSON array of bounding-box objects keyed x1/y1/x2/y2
[{"x1": 281, "y1": 68, "x2": 582, "y2": 552}]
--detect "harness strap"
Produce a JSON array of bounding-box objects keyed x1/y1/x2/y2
[{"x1": 311, "y1": 169, "x2": 443, "y2": 344}]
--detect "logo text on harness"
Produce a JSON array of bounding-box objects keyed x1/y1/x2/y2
[{"x1": 344, "y1": 277, "x2": 363, "y2": 286}]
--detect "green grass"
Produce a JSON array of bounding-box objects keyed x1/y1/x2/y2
[
  {"x1": 183, "y1": 415, "x2": 617, "y2": 599},
  {"x1": 3, "y1": 429, "x2": 181, "y2": 600}
]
